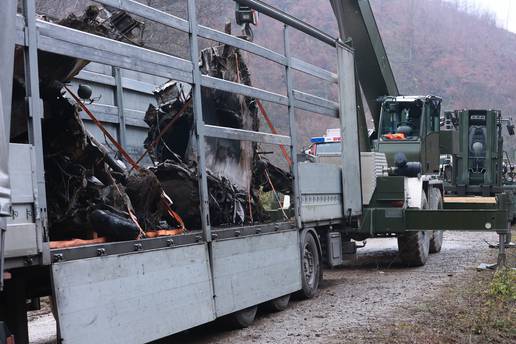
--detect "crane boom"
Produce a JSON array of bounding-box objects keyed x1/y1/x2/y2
[{"x1": 330, "y1": 0, "x2": 399, "y2": 126}]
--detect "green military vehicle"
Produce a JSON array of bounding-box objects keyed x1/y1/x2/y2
[
  {"x1": 502, "y1": 150, "x2": 516, "y2": 221},
  {"x1": 439, "y1": 109, "x2": 514, "y2": 241},
  {"x1": 303, "y1": 95, "x2": 509, "y2": 267},
  {"x1": 440, "y1": 110, "x2": 511, "y2": 195},
  {"x1": 502, "y1": 163, "x2": 516, "y2": 225}
]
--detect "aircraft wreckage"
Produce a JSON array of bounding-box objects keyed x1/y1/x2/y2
[{"x1": 10, "y1": 6, "x2": 291, "y2": 246}]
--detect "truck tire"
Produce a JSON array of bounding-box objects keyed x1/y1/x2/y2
[
  {"x1": 429, "y1": 188, "x2": 444, "y2": 253},
  {"x1": 296, "y1": 233, "x2": 320, "y2": 299},
  {"x1": 397, "y1": 192, "x2": 430, "y2": 266},
  {"x1": 265, "y1": 294, "x2": 290, "y2": 312},
  {"x1": 227, "y1": 306, "x2": 257, "y2": 329}
]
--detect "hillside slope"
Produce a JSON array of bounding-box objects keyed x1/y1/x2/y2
[{"x1": 264, "y1": 0, "x2": 516, "y2": 152}]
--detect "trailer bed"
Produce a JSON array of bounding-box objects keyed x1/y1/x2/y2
[{"x1": 50, "y1": 222, "x2": 301, "y2": 344}]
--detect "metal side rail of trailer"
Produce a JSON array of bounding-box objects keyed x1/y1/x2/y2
[{"x1": 49, "y1": 223, "x2": 302, "y2": 344}]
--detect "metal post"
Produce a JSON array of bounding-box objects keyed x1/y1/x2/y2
[
  {"x1": 0, "y1": 218, "x2": 5, "y2": 291},
  {"x1": 497, "y1": 231, "x2": 507, "y2": 268},
  {"x1": 0, "y1": 0, "x2": 17, "y2": 133},
  {"x1": 23, "y1": 0, "x2": 49, "y2": 245},
  {"x1": 187, "y1": 0, "x2": 211, "y2": 241},
  {"x1": 113, "y1": 67, "x2": 127, "y2": 148},
  {"x1": 283, "y1": 26, "x2": 301, "y2": 228},
  {"x1": 337, "y1": 41, "x2": 363, "y2": 217},
  {"x1": 0, "y1": 0, "x2": 15, "y2": 289}
]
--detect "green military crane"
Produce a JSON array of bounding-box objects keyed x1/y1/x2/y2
[{"x1": 439, "y1": 109, "x2": 514, "y2": 242}]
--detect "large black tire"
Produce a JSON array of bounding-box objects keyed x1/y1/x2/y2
[
  {"x1": 296, "y1": 232, "x2": 320, "y2": 299},
  {"x1": 265, "y1": 294, "x2": 290, "y2": 312},
  {"x1": 227, "y1": 306, "x2": 257, "y2": 329},
  {"x1": 397, "y1": 192, "x2": 430, "y2": 266},
  {"x1": 429, "y1": 187, "x2": 444, "y2": 253}
]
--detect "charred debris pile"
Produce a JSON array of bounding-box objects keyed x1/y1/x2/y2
[
  {"x1": 146, "y1": 44, "x2": 292, "y2": 229},
  {"x1": 11, "y1": 6, "x2": 291, "y2": 247}
]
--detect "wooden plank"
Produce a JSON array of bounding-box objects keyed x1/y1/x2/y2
[{"x1": 444, "y1": 196, "x2": 497, "y2": 204}]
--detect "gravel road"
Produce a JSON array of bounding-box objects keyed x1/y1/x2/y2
[{"x1": 28, "y1": 231, "x2": 502, "y2": 344}]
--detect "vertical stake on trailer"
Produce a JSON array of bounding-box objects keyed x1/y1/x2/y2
[
  {"x1": 0, "y1": 218, "x2": 5, "y2": 291},
  {"x1": 23, "y1": 0, "x2": 49, "y2": 248},
  {"x1": 187, "y1": 0, "x2": 211, "y2": 242},
  {"x1": 0, "y1": 0, "x2": 17, "y2": 290},
  {"x1": 188, "y1": 0, "x2": 218, "y2": 316},
  {"x1": 336, "y1": 41, "x2": 363, "y2": 217},
  {"x1": 283, "y1": 25, "x2": 302, "y2": 228},
  {"x1": 113, "y1": 66, "x2": 127, "y2": 149}
]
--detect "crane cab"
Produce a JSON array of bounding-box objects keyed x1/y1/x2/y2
[{"x1": 376, "y1": 95, "x2": 441, "y2": 174}]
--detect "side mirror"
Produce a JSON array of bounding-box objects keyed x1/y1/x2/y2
[{"x1": 507, "y1": 124, "x2": 515, "y2": 136}]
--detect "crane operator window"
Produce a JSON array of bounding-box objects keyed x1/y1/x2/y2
[{"x1": 380, "y1": 101, "x2": 423, "y2": 141}]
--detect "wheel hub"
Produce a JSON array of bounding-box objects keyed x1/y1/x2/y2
[{"x1": 303, "y1": 243, "x2": 315, "y2": 285}]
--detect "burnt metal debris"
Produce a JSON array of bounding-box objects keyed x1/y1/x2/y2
[
  {"x1": 11, "y1": 5, "x2": 143, "y2": 141},
  {"x1": 145, "y1": 44, "x2": 260, "y2": 193},
  {"x1": 11, "y1": 7, "x2": 168, "y2": 243},
  {"x1": 145, "y1": 44, "x2": 292, "y2": 228},
  {"x1": 10, "y1": 6, "x2": 292, "y2": 245}
]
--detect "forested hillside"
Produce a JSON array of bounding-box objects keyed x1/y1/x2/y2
[{"x1": 266, "y1": 0, "x2": 516, "y2": 154}]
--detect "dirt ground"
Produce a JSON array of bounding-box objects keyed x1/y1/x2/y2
[{"x1": 28, "y1": 230, "x2": 513, "y2": 344}]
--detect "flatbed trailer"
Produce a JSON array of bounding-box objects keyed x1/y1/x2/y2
[
  {"x1": 0, "y1": 1, "x2": 510, "y2": 344},
  {"x1": 0, "y1": 1, "x2": 346, "y2": 342}
]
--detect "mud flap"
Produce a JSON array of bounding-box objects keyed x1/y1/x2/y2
[{"x1": 0, "y1": 322, "x2": 14, "y2": 344}]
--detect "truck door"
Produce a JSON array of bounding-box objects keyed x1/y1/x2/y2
[{"x1": 422, "y1": 99, "x2": 441, "y2": 174}]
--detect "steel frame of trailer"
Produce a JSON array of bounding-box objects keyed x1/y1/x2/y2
[
  {"x1": 12, "y1": 0, "x2": 356, "y2": 239},
  {"x1": 2, "y1": 1, "x2": 359, "y2": 343}
]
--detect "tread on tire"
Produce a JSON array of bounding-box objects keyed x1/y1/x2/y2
[{"x1": 397, "y1": 192, "x2": 430, "y2": 266}]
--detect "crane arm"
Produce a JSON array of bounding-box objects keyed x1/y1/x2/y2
[{"x1": 330, "y1": 0, "x2": 399, "y2": 127}]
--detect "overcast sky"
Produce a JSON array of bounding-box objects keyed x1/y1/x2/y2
[{"x1": 448, "y1": 0, "x2": 516, "y2": 32}]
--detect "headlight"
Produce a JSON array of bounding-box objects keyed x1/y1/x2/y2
[{"x1": 507, "y1": 177, "x2": 513, "y2": 182}]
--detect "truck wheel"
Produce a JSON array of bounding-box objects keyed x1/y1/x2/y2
[
  {"x1": 227, "y1": 305, "x2": 257, "y2": 329},
  {"x1": 430, "y1": 230, "x2": 444, "y2": 253},
  {"x1": 266, "y1": 294, "x2": 290, "y2": 312},
  {"x1": 429, "y1": 188, "x2": 444, "y2": 253},
  {"x1": 397, "y1": 193, "x2": 430, "y2": 266},
  {"x1": 296, "y1": 233, "x2": 320, "y2": 299}
]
